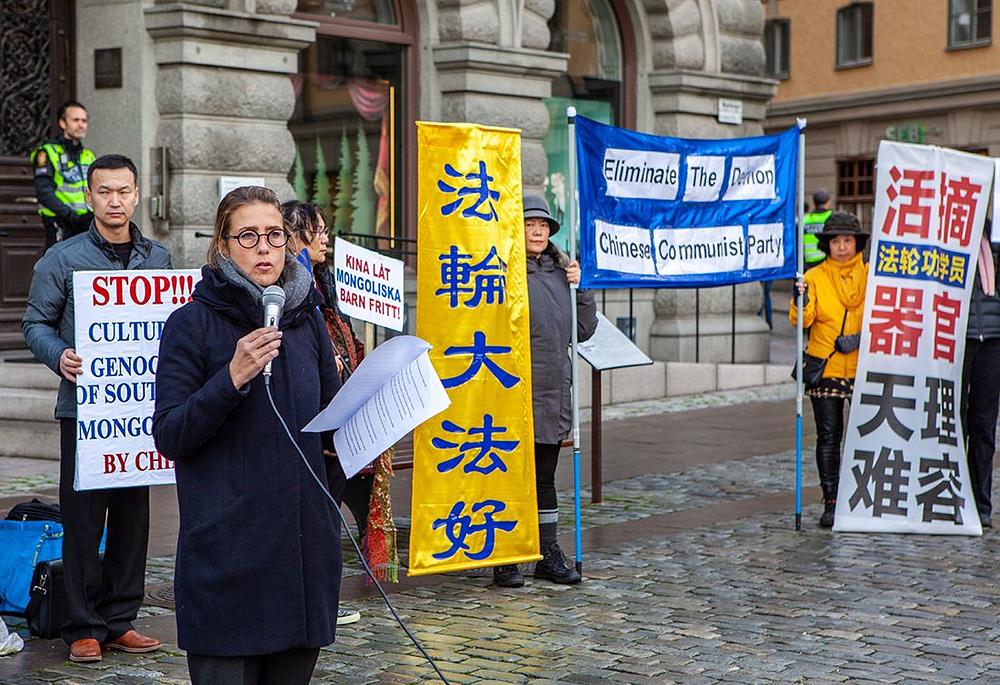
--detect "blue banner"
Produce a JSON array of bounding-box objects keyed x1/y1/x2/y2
[{"x1": 575, "y1": 116, "x2": 799, "y2": 289}]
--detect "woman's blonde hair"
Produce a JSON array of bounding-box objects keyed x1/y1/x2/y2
[{"x1": 206, "y1": 186, "x2": 288, "y2": 268}]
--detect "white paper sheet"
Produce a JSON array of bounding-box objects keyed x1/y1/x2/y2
[{"x1": 302, "y1": 335, "x2": 450, "y2": 478}]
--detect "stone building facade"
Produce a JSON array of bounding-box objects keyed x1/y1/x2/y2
[{"x1": 0, "y1": 0, "x2": 776, "y2": 358}]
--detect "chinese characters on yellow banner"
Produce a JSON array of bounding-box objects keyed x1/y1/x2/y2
[{"x1": 409, "y1": 122, "x2": 540, "y2": 575}]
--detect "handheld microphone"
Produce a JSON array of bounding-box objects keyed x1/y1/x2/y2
[{"x1": 261, "y1": 285, "x2": 285, "y2": 378}]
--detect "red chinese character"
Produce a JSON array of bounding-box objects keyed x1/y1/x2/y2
[
  {"x1": 869, "y1": 285, "x2": 924, "y2": 357},
  {"x1": 938, "y1": 173, "x2": 982, "y2": 248},
  {"x1": 932, "y1": 291, "x2": 961, "y2": 363},
  {"x1": 881, "y1": 166, "x2": 935, "y2": 239}
]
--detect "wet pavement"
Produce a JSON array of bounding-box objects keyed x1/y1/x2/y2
[{"x1": 3, "y1": 385, "x2": 1000, "y2": 684}]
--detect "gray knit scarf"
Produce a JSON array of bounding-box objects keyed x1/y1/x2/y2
[{"x1": 217, "y1": 253, "x2": 312, "y2": 312}]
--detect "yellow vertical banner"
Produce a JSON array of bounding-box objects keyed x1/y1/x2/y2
[{"x1": 409, "y1": 122, "x2": 539, "y2": 576}]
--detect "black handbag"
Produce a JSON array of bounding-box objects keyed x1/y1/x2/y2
[
  {"x1": 25, "y1": 554, "x2": 103, "y2": 639},
  {"x1": 5, "y1": 498, "x2": 61, "y2": 523},
  {"x1": 792, "y1": 311, "x2": 848, "y2": 388},
  {"x1": 25, "y1": 558, "x2": 67, "y2": 639}
]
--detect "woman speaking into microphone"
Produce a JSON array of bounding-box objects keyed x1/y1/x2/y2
[{"x1": 153, "y1": 186, "x2": 342, "y2": 684}]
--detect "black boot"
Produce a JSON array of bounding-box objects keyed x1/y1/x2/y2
[
  {"x1": 819, "y1": 499, "x2": 836, "y2": 528},
  {"x1": 533, "y1": 543, "x2": 581, "y2": 584},
  {"x1": 811, "y1": 396, "x2": 845, "y2": 528},
  {"x1": 493, "y1": 564, "x2": 524, "y2": 588}
]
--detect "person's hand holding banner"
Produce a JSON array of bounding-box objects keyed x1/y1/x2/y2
[{"x1": 59, "y1": 348, "x2": 83, "y2": 382}]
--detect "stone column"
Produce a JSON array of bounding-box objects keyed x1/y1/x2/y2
[
  {"x1": 144, "y1": 3, "x2": 315, "y2": 267},
  {"x1": 433, "y1": 43, "x2": 568, "y2": 193},
  {"x1": 644, "y1": 0, "x2": 780, "y2": 362}
]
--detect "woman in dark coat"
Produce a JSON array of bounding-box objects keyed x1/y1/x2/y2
[
  {"x1": 493, "y1": 194, "x2": 598, "y2": 588},
  {"x1": 153, "y1": 186, "x2": 342, "y2": 684}
]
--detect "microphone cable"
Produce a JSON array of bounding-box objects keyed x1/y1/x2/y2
[{"x1": 264, "y1": 377, "x2": 453, "y2": 685}]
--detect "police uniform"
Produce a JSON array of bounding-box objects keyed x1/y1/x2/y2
[
  {"x1": 31, "y1": 137, "x2": 96, "y2": 248},
  {"x1": 803, "y1": 208, "x2": 832, "y2": 268}
]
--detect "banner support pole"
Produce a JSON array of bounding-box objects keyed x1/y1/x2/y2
[
  {"x1": 795, "y1": 118, "x2": 807, "y2": 532},
  {"x1": 567, "y1": 106, "x2": 583, "y2": 575}
]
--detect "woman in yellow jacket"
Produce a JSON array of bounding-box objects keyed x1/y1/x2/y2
[{"x1": 790, "y1": 212, "x2": 869, "y2": 527}]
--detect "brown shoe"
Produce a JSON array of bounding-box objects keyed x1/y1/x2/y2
[
  {"x1": 105, "y1": 630, "x2": 161, "y2": 653},
  {"x1": 69, "y1": 638, "x2": 102, "y2": 663}
]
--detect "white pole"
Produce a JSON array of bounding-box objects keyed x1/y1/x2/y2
[
  {"x1": 795, "y1": 118, "x2": 807, "y2": 532},
  {"x1": 567, "y1": 106, "x2": 583, "y2": 574}
]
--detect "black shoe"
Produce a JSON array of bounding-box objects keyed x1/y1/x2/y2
[
  {"x1": 533, "y1": 543, "x2": 581, "y2": 584},
  {"x1": 493, "y1": 564, "x2": 524, "y2": 588},
  {"x1": 981, "y1": 514, "x2": 992, "y2": 529},
  {"x1": 819, "y1": 499, "x2": 836, "y2": 528}
]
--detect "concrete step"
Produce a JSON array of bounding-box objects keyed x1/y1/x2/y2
[
  {"x1": 0, "y1": 361, "x2": 60, "y2": 391},
  {"x1": 0, "y1": 387, "x2": 57, "y2": 422},
  {"x1": 0, "y1": 419, "x2": 59, "y2": 460}
]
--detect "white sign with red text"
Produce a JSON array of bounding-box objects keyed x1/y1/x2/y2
[
  {"x1": 333, "y1": 237, "x2": 404, "y2": 331},
  {"x1": 72, "y1": 270, "x2": 201, "y2": 490},
  {"x1": 834, "y1": 141, "x2": 994, "y2": 535}
]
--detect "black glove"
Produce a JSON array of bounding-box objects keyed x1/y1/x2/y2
[{"x1": 835, "y1": 334, "x2": 861, "y2": 353}]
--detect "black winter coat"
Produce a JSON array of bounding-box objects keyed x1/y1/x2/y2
[
  {"x1": 527, "y1": 245, "x2": 598, "y2": 445},
  {"x1": 968, "y1": 243, "x2": 1000, "y2": 340},
  {"x1": 153, "y1": 265, "x2": 342, "y2": 657}
]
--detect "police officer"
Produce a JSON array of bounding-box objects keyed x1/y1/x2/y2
[
  {"x1": 31, "y1": 101, "x2": 96, "y2": 248},
  {"x1": 803, "y1": 189, "x2": 832, "y2": 269}
]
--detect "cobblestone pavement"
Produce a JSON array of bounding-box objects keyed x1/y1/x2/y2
[{"x1": 4, "y1": 391, "x2": 1000, "y2": 684}]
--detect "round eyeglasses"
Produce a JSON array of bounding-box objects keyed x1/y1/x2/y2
[{"x1": 225, "y1": 229, "x2": 289, "y2": 250}]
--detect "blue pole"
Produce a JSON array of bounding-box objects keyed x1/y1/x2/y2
[
  {"x1": 795, "y1": 119, "x2": 807, "y2": 531},
  {"x1": 567, "y1": 106, "x2": 583, "y2": 573}
]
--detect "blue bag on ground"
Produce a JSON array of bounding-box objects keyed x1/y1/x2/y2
[{"x1": 0, "y1": 520, "x2": 64, "y2": 615}]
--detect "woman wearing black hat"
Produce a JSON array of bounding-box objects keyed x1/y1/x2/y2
[
  {"x1": 492, "y1": 194, "x2": 598, "y2": 587},
  {"x1": 789, "y1": 211, "x2": 869, "y2": 527}
]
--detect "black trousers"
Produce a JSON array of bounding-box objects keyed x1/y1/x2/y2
[
  {"x1": 58, "y1": 419, "x2": 149, "y2": 645},
  {"x1": 187, "y1": 647, "x2": 320, "y2": 685},
  {"x1": 810, "y1": 396, "x2": 847, "y2": 502},
  {"x1": 535, "y1": 443, "x2": 560, "y2": 514},
  {"x1": 961, "y1": 339, "x2": 1000, "y2": 518}
]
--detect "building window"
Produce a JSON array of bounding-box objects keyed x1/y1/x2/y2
[
  {"x1": 949, "y1": 0, "x2": 992, "y2": 48},
  {"x1": 545, "y1": 0, "x2": 632, "y2": 251},
  {"x1": 836, "y1": 2, "x2": 873, "y2": 68},
  {"x1": 837, "y1": 158, "x2": 875, "y2": 233},
  {"x1": 764, "y1": 19, "x2": 790, "y2": 79},
  {"x1": 290, "y1": 1, "x2": 416, "y2": 253}
]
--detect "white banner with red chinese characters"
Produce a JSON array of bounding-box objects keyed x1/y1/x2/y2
[{"x1": 834, "y1": 141, "x2": 994, "y2": 535}]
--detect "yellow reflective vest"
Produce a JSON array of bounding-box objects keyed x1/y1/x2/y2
[
  {"x1": 802, "y1": 209, "x2": 831, "y2": 265},
  {"x1": 30, "y1": 142, "x2": 96, "y2": 218}
]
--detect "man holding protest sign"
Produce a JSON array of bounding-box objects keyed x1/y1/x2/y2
[{"x1": 22, "y1": 154, "x2": 170, "y2": 662}]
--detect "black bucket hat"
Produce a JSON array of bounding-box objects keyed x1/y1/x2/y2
[
  {"x1": 523, "y1": 194, "x2": 560, "y2": 235},
  {"x1": 817, "y1": 211, "x2": 869, "y2": 253}
]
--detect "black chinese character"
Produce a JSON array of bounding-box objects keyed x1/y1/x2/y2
[
  {"x1": 915, "y1": 454, "x2": 965, "y2": 524},
  {"x1": 921, "y1": 378, "x2": 958, "y2": 446},
  {"x1": 849, "y1": 447, "x2": 910, "y2": 517},
  {"x1": 858, "y1": 372, "x2": 916, "y2": 440}
]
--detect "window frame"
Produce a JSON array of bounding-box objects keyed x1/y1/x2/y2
[
  {"x1": 947, "y1": 0, "x2": 992, "y2": 50},
  {"x1": 764, "y1": 18, "x2": 790, "y2": 80},
  {"x1": 835, "y1": 2, "x2": 874, "y2": 69},
  {"x1": 837, "y1": 158, "x2": 875, "y2": 234},
  {"x1": 291, "y1": 1, "x2": 419, "y2": 249}
]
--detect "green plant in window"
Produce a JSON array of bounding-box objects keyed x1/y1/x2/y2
[
  {"x1": 313, "y1": 136, "x2": 331, "y2": 217},
  {"x1": 351, "y1": 124, "x2": 375, "y2": 233},
  {"x1": 333, "y1": 128, "x2": 354, "y2": 235},
  {"x1": 292, "y1": 145, "x2": 309, "y2": 202}
]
